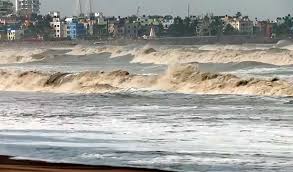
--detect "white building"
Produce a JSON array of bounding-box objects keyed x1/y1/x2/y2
[
  {"x1": 224, "y1": 16, "x2": 253, "y2": 34},
  {"x1": 95, "y1": 12, "x2": 107, "y2": 25},
  {"x1": 49, "y1": 11, "x2": 63, "y2": 38},
  {"x1": 15, "y1": 0, "x2": 40, "y2": 16},
  {"x1": 7, "y1": 28, "x2": 24, "y2": 40}
]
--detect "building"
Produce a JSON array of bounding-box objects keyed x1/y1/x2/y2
[
  {"x1": 196, "y1": 15, "x2": 212, "y2": 36},
  {"x1": 224, "y1": 15, "x2": 253, "y2": 34},
  {"x1": 0, "y1": 16, "x2": 17, "y2": 25},
  {"x1": 62, "y1": 23, "x2": 68, "y2": 38},
  {"x1": 7, "y1": 27, "x2": 24, "y2": 40},
  {"x1": 275, "y1": 17, "x2": 285, "y2": 26},
  {"x1": 255, "y1": 21, "x2": 273, "y2": 37},
  {"x1": 0, "y1": 0, "x2": 13, "y2": 16},
  {"x1": 65, "y1": 18, "x2": 86, "y2": 39},
  {"x1": 49, "y1": 11, "x2": 64, "y2": 38},
  {"x1": 124, "y1": 22, "x2": 139, "y2": 38},
  {"x1": 91, "y1": 13, "x2": 108, "y2": 38},
  {"x1": 0, "y1": 25, "x2": 6, "y2": 40},
  {"x1": 108, "y1": 17, "x2": 125, "y2": 38},
  {"x1": 16, "y1": 0, "x2": 40, "y2": 16}
]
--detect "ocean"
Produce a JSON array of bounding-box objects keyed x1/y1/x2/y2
[{"x1": 0, "y1": 43, "x2": 293, "y2": 172}]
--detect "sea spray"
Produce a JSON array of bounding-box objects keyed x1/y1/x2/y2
[{"x1": 0, "y1": 64, "x2": 292, "y2": 96}]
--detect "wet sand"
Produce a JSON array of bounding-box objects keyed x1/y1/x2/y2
[{"x1": 0, "y1": 155, "x2": 169, "y2": 172}]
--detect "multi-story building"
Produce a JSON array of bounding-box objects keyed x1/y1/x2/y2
[
  {"x1": 65, "y1": 18, "x2": 86, "y2": 40},
  {"x1": 223, "y1": 15, "x2": 253, "y2": 34},
  {"x1": 255, "y1": 20, "x2": 273, "y2": 37},
  {"x1": 196, "y1": 15, "x2": 212, "y2": 36},
  {"x1": 16, "y1": 0, "x2": 40, "y2": 16},
  {"x1": 49, "y1": 11, "x2": 64, "y2": 38},
  {"x1": 0, "y1": 0, "x2": 13, "y2": 16},
  {"x1": 124, "y1": 21, "x2": 139, "y2": 38},
  {"x1": 108, "y1": 17, "x2": 125, "y2": 38}
]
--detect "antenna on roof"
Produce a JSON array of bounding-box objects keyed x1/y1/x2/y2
[
  {"x1": 187, "y1": 3, "x2": 190, "y2": 17},
  {"x1": 88, "y1": 0, "x2": 93, "y2": 14},
  {"x1": 76, "y1": 0, "x2": 83, "y2": 16},
  {"x1": 136, "y1": 6, "x2": 141, "y2": 17},
  {"x1": 86, "y1": 0, "x2": 93, "y2": 16}
]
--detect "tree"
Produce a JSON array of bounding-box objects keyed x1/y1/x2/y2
[
  {"x1": 128, "y1": 15, "x2": 138, "y2": 23},
  {"x1": 210, "y1": 16, "x2": 223, "y2": 36},
  {"x1": 167, "y1": 16, "x2": 198, "y2": 36},
  {"x1": 273, "y1": 14, "x2": 293, "y2": 37},
  {"x1": 236, "y1": 12, "x2": 242, "y2": 18},
  {"x1": 168, "y1": 16, "x2": 184, "y2": 36}
]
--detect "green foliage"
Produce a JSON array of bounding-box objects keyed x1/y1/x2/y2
[
  {"x1": 273, "y1": 14, "x2": 293, "y2": 37},
  {"x1": 168, "y1": 16, "x2": 198, "y2": 36},
  {"x1": 236, "y1": 12, "x2": 242, "y2": 18},
  {"x1": 127, "y1": 15, "x2": 138, "y2": 23},
  {"x1": 24, "y1": 14, "x2": 53, "y2": 39},
  {"x1": 210, "y1": 16, "x2": 223, "y2": 36}
]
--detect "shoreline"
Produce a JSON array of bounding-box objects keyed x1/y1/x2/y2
[
  {"x1": 0, "y1": 155, "x2": 171, "y2": 172},
  {"x1": 0, "y1": 35, "x2": 284, "y2": 46}
]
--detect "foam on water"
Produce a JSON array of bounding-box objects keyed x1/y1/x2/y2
[
  {"x1": 0, "y1": 92, "x2": 293, "y2": 171},
  {"x1": 1, "y1": 43, "x2": 293, "y2": 172}
]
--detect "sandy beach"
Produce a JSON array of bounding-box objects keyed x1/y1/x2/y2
[{"x1": 0, "y1": 155, "x2": 169, "y2": 172}]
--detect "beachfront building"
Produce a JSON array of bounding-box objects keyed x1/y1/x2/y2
[
  {"x1": 108, "y1": 17, "x2": 126, "y2": 38},
  {"x1": 124, "y1": 22, "x2": 139, "y2": 38},
  {"x1": 49, "y1": 11, "x2": 64, "y2": 38},
  {"x1": 223, "y1": 15, "x2": 253, "y2": 34},
  {"x1": 7, "y1": 27, "x2": 24, "y2": 40},
  {"x1": 65, "y1": 18, "x2": 86, "y2": 40},
  {"x1": 196, "y1": 15, "x2": 212, "y2": 36},
  {"x1": 16, "y1": 0, "x2": 40, "y2": 16},
  {"x1": 90, "y1": 12, "x2": 108, "y2": 38},
  {"x1": 0, "y1": 0, "x2": 13, "y2": 16},
  {"x1": 255, "y1": 20, "x2": 274, "y2": 37}
]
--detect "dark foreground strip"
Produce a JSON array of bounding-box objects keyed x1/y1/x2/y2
[{"x1": 0, "y1": 155, "x2": 172, "y2": 172}]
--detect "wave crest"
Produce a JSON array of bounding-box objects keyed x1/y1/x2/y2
[
  {"x1": 0, "y1": 48, "x2": 47, "y2": 64},
  {"x1": 65, "y1": 45, "x2": 293, "y2": 66},
  {"x1": 0, "y1": 64, "x2": 293, "y2": 96}
]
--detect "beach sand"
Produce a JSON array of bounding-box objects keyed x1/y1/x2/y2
[{"x1": 0, "y1": 155, "x2": 169, "y2": 172}]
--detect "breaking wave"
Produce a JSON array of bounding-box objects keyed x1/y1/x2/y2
[
  {"x1": 0, "y1": 48, "x2": 47, "y2": 64},
  {"x1": 66, "y1": 45, "x2": 137, "y2": 58},
  {"x1": 131, "y1": 47, "x2": 293, "y2": 66},
  {"x1": 0, "y1": 64, "x2": 292, "y2": 96},
  {"x1": 65, "y1": 44, "x2": 293, "y2": 66}
]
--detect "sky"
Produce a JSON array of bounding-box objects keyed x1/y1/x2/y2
[{"x1": 29, "y1": 0, "x2": 293, "y2": 19}]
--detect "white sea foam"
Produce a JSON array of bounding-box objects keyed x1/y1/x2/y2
[{"x1": 0, "y1": 48, "x2": 47, "y2": 64}]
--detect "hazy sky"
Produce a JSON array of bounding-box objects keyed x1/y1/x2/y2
[{"x1": 36, "y1": 0, "x2": 293, "y2": 19}]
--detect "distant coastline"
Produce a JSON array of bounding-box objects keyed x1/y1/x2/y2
[{"x1": 0, "y1": 35, "x2": 285, "y2": 46}]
